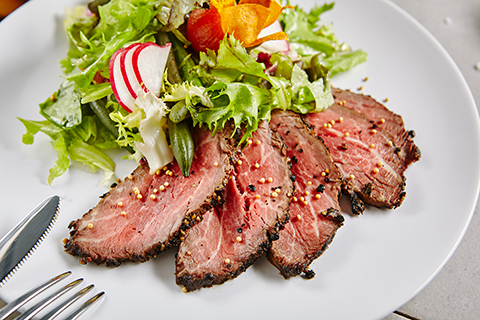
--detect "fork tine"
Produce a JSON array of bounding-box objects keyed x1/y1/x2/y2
[
  {"x1": 14, "y1": 279, "x2": 83, "y2": 320},
  {"x1": 38, "y1": 284, "x2": 95, "y2": 320},
  {"x1": 0, "y1": 271, "x2": 71, "y2": 320},
  {"x1": 63, "y1": 291, "x2": 105, "y2": 320}
]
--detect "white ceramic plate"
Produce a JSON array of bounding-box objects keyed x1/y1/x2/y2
[{"x1": 0, "y1": 0, "x2": 479, "y2": 319}]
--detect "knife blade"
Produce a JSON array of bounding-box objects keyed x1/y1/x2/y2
[{"x1": 0, "y1": 195, "x2": 60, "y2": 286}]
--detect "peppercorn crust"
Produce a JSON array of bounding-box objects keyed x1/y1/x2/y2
[
  {"x1": 303, "y1": 104, "x2": 408, "y2": 210},
  {"x1": 175, "y1": 121, "x2": 293, "y2": 291},
  {"x1": 331, "y1": 87, "x2": 421, "y2": 166},
  {"x1": 65, "y1": 124, "x2": 240, "y2": 267},
  {"x1": 267, "y1": 110, "x2": 344, "y2": 280}
]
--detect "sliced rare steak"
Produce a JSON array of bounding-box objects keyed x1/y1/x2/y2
[
  {"x1": 303, "y1": 104, "x2": 407, "y2": 211},
  {"x1": 267, "y1": 110, "x2": 344, "y2": 279},
  {"x1": 176, "y1": 121, "x2": 292, "y2": 292},
  {"x1": 331, "y1": 87, "x2": 421, "y2": 166},
  {"x1": 65, "y1": 124, "x2": 237, "y2": 267}
]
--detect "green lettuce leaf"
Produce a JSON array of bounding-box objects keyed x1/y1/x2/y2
[
  {"x1": 109, "y1": 107, "x2": 145, "y2": 163},
  {"x1": 62, "y1": 0, "x2": 166, "y2": 89},
  {"x1": 18, "y1": 119, "x2": 63, "y2": 145},
  {"x1": 191, "y1": 37, "x2": 333, "y2": 142},
  {"x1": 20, "y1": 0, "x2": 173, "y2": 184},
  {"x1": 39, "y1": 81, "x2": 82, "y2": 128},
  {"x1": 48, "y1": 135, "x2": 70, "y2": 185},
  {"x1": 79, "y1": 82, "x2": 113, "y2": 104},
  {"x1": 157, "y1": 0, "x2": 208, "y2": 31},
  {"x1": 279, "y1": 3, "x2": 367, "y2": 73},
  {"x1": 19, "y1": 93, "x2": 118, "y2": 185},
  {"x1": 68, "y1": 139, "x2": 116, "y2": 183},
  {"x1": 324, "y1": 50, "x2": 368, "y2": 76},
  {"x1": 196, "y1": 36, "x2": 269, "y2": 86},
  {"x1": 289, "y1": 65, "x2": 333, "y2": 113},
  {"x1": 280, "y1": 3, "x2": 339, "y2": 56},
  {"x1": 195, "y1": 82, "x2": 273, "y2": 143}
]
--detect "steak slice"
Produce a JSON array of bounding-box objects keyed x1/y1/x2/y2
[
  {"x1": 304, "y1": 104, "x2": 407, "y2": 210},
  {"x1": 65, "y1": 125, "x2": 237, "y2": 267},
  {"x1": 176, "y1": 121, "x2": 292, "y2": 291},
  {"x1": 268, "y1": 110, "x2": 344, "y2": 279},
  {"x1": 332, "y1": 87, "x2": 421, "y2": 166}
]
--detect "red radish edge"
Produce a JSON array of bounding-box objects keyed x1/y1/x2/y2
[
  {"x1": 132, "y1": 42, "x2": 172, "y2": 96},
  {"x1": 110, "y1": 42, "x2": 172, "y2": 113},
  {"x1": 109, "y1": 47, "x2": 133, "y2": 113},
  {"x1": 120, "y1": 43, "x2": 143, "y2": 99},
  {"x1": 257, "y1": 20, "x2": 290, "y2": 55},
  {"x1": 132, "y1": 44, "x2": 149, "y2": 94}
]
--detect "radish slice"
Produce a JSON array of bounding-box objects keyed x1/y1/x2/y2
[
  {"x1": 109, "y1": 47, "x2": 135, "y2": 113},
  {"x1": 257, "y1": 20, "x2": 290, "y2": 55},
  {"x1": 132, "y1": 43, "x2": 172, "y2": 97},
  {"x1": 110, "y1": 42, "x2": 171, "y2": 113},
  {"x1": 120, "y1": 43, "x2": 143, "y2": 99}
]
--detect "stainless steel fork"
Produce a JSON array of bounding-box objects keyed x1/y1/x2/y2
[{"x1": 0, "y1": 271, "x2": 104, "y2": 320}]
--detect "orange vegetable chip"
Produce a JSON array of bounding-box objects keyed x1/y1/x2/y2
[
  {"x1": 210, "y1": 0, "x2": 236, "y2": 10},
  {"x1": 238, "y1": 0, "x2": 283, "y2": 28},
  {"x1": 219, "y1": 4, "x2": 270, "y2": 46},
  {"x1": 238, "y1": 0, "x2": 271, "y2": 7},
  {"x1": 248, "y1": 31, "x2": 288, "y2": 47}
]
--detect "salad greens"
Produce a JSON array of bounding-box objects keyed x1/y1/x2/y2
[
  {"x1": 62, "y1": 0, "x2": 164, "y2": 89},
  {"x1": 19, "y1": 0, "x2": 367, "y2": 184}
]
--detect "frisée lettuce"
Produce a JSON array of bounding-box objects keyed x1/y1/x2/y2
[
  {"x1": 19, "y1": 0, "x2": 367, "y2": 185},
  {"x1": 191, "y1": 36, "x2": 334, "y2": 142}
]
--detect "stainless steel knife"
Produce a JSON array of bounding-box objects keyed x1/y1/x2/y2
[{"x1": 0, "y1": 195, "x2": 60, "y2": 286}]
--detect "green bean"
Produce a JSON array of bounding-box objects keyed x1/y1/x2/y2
[
  {"x1": 156, "y1": 32, "x2": 183, "y2": 84},
  {"x1": 89, "y1": 99, "x2": 134, "y2": 154},
  {"x1": 168, "y1": 33, "x2": 203, "y2": 87},
  {"x1": 89, "y1": 99, "x2": 117, "y2": 137},
  {"x1": 168, "y1": 118, "x2": 194, "y2": 177},
  {"x1": 169, "y1": 100, "x2": 189, "y2": 123}
]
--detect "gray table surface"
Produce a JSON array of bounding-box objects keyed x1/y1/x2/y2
[
  {"x1": 384, "y1": 1, "x2": 480, "y2": 319},
  {"x1": 0, "y1": 1, "x2": 479, "y2": 320}
]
